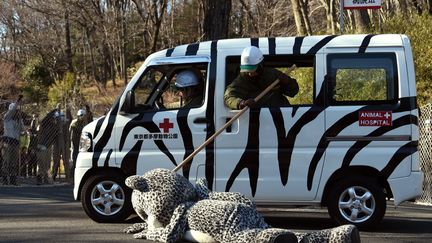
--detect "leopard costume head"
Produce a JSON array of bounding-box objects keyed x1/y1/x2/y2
[{"x1": 125, "y1": 168, "x2": 197, "y2": 226}]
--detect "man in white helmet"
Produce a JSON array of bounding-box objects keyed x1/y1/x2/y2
[
  {"x1": 174, "y1": 69, "x2": 204, "y2": 108},
  {"x1": 224, "y1": 46, "x2": 299, "y2": 109}
]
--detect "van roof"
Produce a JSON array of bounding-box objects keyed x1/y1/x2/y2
[{"x1": 149, "y1": 34, "x2": 407, "y2": 60}]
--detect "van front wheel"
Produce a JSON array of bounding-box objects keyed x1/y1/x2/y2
[
  {"x1": 81, "y1": 172, "x2": 132, "y2": 223},
  {"x1": 327, "y1": 177, "x2": 386, "y2": 229}
]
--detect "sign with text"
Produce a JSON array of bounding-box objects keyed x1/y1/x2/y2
[
  {"x1": 359, "y1": 111, "x2": 392, "y2": 127},
  {"x1": 343, "y1": 0, "x2": 382, "y2": 10}
]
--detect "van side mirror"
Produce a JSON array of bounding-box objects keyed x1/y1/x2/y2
[{"x1": 121, "y1": 90, "x2": 135, "y2": 114}]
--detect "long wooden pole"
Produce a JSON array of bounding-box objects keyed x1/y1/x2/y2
[{"x1": 173, "y1": 64, "x2": 296, "y2": 172}]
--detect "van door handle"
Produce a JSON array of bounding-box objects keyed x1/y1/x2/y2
[
  {"x1": 193, "y1": 117, "x2": 208, "y2": 124},
  {"x1": 225, "y1": 118, "x2": 232, "y2": 133}
]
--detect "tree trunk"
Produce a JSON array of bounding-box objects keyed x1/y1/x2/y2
[
  {"x1": 116, "y1": 0, "x2": 128, "y2": 86},
  {"x1": 329, "y1": 0, "x2": 337, "y2": 34},
  {"x1": 197, "y1": 0, "x2": 203, "y2": 39},
  {"x1": 428, "y1": 0, "x2": 432, "y2": 14},
  {"x1": 429, "y1": 0, "x2": 432, "y2": 14},
  {"x1": 412, "y1": 0, "x2": 427, "y2": 14},
  {"x1": 81, "y1": 27, "x2": 88, "y2": 81},
  {"x1": 64, "y1": 10, "x2": 73, "y2": 73},
  {"x1": 121, "y1": 10, "x2": 127, "y2": 86},
  {"x1": 151, "y1": 0, "x2": 168, "y2": 53},
  {"x1": 320, "y1": 0, "x2": 332, "y2": 33},
  {"x1": 319, "y1": 0, "x2": 338, "y2": 34},
  {"x1": 85, "y1": 28, "x2": 98, "y2": 83},
  {"x1": 101, "y1": 42, "x2": 113, "y2": 88},
  {"x1": 391, "y1": 0, "x2": 407, "y2": 16},
  {"x1": 299, "y1": 0, "x2": 312, "y2": 35},
  {"x1": 398, "y1": 0, "x2": 408, "y2": 16},
  {"x1": 202, "y1": 0, "x2": 232, "y2": 40},
  {"x1": 239, "y1": 0, "x2": 258, "y2": 35},
  {"x1": 353, "y1": 9, "x2": 371, "y2": 33},
  {"x1": 368, "y1": 9, "x2": 381, "y2": 33},
  {"x1": 291, "y1": 0, "x2": 307, "y2": 36}
]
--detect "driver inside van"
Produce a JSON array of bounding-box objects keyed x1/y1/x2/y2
[
  {"x1": 173, "y1": 69, "x2": 204, "y2": 108},
  {"x1": 224, "y1": 46, "x2": 299, "y2": 109}
]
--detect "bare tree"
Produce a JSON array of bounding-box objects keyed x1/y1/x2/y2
[
  {"x1": 238, "y1": 0, "x2": 259, "y2": 35},
  {"x1": 235, "y1": 0, "x2": 296, "y2": 37},
  {"x1": 299, "y1": 0, "x2": 313, "y2": 35},
  {"x1": 132, "y1": 0, "x2": 168, "y2": 52},
  {"x1": 291, "y1": 0, "x2": 307, "y2": 35},
  {"x1": 202, "y1": 0, "x2": 232, "y2": 40},
  {"x1": 353, "y1": 9, "x2": 371, "y2": 33},
  {"x1": 319, "y1": 0, "x2": 337, "y2": 34},
  {"x1": 63, "y1": 2, "x2": 73, "y2": 73},
  {"x1": 392, "y1": 0, "x2": 408, "y2": 16}
]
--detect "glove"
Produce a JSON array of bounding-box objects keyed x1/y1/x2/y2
[
  {"x1": 238, "y1": 98, "x2": 256, "y2": 109},
  {"x1": 280, "y1": 76, "x2": 299, "y2": 97}
]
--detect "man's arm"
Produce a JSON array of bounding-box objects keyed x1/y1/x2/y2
[{"x1": 224, "y1": 81, "x2": 245, "y2": 110}]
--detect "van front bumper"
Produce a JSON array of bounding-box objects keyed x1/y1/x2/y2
[
  {"x1": 73, "y1": 152, "x2": 94, "y2": 200},
  {"x1": 388, "y1": 171, "x2": 424, "y2": 205},
  {"x1": 73, "y1": 167, "x2": 92, "y2": 200}
]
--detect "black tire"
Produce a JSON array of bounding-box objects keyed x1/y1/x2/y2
[
  {"x1": 81, "y1": 171, "x2": 133, "y2": 223},
  {"x1": 327, "y1": 176, "x2": 386, "y2": 229}
]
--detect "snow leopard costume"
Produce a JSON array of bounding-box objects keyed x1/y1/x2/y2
[{"x1": 124, "y1": 168, "x2": 360, "y2": 243}]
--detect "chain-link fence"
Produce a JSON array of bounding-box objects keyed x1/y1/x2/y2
[
  {"x1": 0, "y1": 100, "x2": 91, "y2": 186},
  {"x1": 417, "y1": 103, "x2": 432, "y2": 205}
]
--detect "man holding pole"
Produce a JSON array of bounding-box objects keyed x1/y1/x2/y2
[
  {"x1": 224, "y1": 46, "x2": 299, "y2": 109},
  {"x1": 174, "y1": 47, "x2": 298, "y2": 172}
]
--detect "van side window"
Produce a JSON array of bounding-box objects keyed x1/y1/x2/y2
[
  {"x1": 327, "y1": 53, "x2": 398, "y2": 104},
  {"x1": 225, "y1": 55, "x2": 315, "y2": 106},
  {"x1": 134, "y1": 69, "x2": 164, "y2": 108},
  {"x1": 132, "y1": 64, "x2": 207, "y2": 112}
]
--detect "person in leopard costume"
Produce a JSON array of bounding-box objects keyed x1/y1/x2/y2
[{"x1": 124, "y1": 168, "x2": 360, "y2": 243}]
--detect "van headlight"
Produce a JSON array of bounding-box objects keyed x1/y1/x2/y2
[{"x1": 79, "y1": 132, "x2": 93, "y2": 152}]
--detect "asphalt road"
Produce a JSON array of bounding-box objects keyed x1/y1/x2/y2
[{"x1": 0, "y1": 184, "x2": 431, "y2": 242}]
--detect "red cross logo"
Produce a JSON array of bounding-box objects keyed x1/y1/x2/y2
[{"x1": 159, "y1": 118, "x2": 174, "y2": 133}]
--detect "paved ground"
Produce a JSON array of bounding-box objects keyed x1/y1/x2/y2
[{"x1": 0, "y1": 184, "x2": 431, "y2": 242}]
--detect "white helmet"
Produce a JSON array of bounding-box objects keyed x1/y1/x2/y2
[
  {"x1": 77, "y1": 109, "x2": 86, "y2": 117},
  {"x1": 240, "y1": 46, "x2": 264, "y2": 73},
  {"x1": 8, "y1": 102, "x2": 17, "y2": 111},
  {"x1": 175, "y1": 70, "x2": 199, "y2": 88}
]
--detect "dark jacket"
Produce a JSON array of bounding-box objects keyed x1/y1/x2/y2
[{"x1": 224, "y1": 67, "x2": 299, "y2": 109}]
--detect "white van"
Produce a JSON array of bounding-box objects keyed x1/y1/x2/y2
[{"x1": 74, "y1": 34, "x2": 423, "y2": 228}]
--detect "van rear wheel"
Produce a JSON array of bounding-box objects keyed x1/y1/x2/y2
[
  {"x1": 81, "y1": 172, "x2": 133, "y2": 223},
  {"x1": 327, "y1": 176, "x2": 386, "y2": 229}
]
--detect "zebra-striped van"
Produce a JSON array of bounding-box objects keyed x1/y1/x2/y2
[{"x1": 74, "y1": 34, "x2": 423, "y2": 228}]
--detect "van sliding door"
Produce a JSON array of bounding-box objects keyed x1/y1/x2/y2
[{"x1": 215, "y1": 51, "x2": 326, "y2": 202}]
